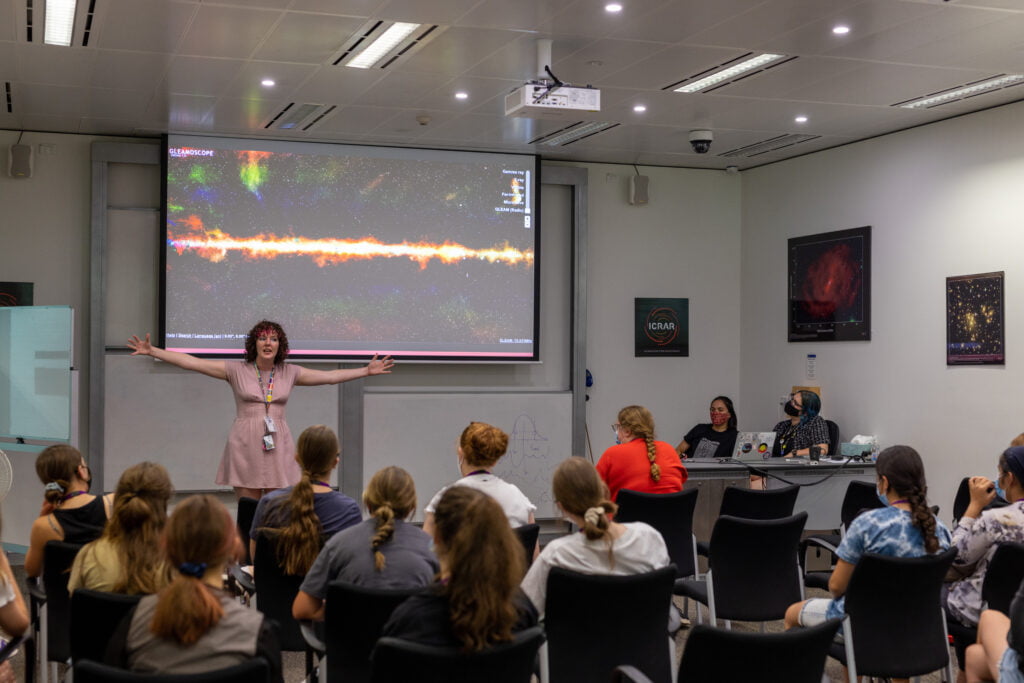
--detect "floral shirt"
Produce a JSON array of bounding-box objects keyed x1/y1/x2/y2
[{"x1": 947, "y1": 501, "x2": 1024, "y2": 626}]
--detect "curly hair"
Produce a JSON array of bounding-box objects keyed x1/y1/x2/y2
[
  {"x1": 617, "y1": 405, "x2": 660, "y2": 482},
  {"x1": 459, "y1": 422, "x2": 509, "y2": 469},
  {"x1": 243, "y1": 320, "x2": 289, "y2": 364}
]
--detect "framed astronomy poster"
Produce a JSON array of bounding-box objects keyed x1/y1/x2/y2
[
  {"x1": 634, "y1": 297, "x2": 688, "y2": 357},
  {"x1": 947, "y1": 271, "x2": 1004, "y2": 365},
  {"x1": 788, "y1": 226, "x2": 871, "y2": 342}
]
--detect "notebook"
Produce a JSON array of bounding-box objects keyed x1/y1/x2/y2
[{"x1": 731, "y1": 432, "x2": 777, "y2": 462}]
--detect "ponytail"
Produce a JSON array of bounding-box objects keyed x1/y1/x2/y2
[
  {"x1": 371, "y1": 504, "x2": 396, "y2": 571},
  {"x1": 554, "y1": 457, "x2": 621, "y2": 566},
  {"x1": 151, "y1": 572, "x2": 224, "y2": 645},
  {"x1": 266, "y1": 471, "x2": 322, "y2": 575},
  {"x1": 363, "y1": 466, "x2": 417, "y2": 573}
]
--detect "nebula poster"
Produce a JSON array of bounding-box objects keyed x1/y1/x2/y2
[
  {"x1": 788, "y1": 226, "x2": 871, "y2": 342},
  {"x1": 946, "y1": 271, "x2": 1004, "y2": 365}
]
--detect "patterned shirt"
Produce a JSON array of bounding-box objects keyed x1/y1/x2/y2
[
  {"x1": 772, "y1": 416, "x2": 830, "y2": 456},
  {"x1": 826, "y1": 505, "x2": 953, "y2": 620},
  {"x1": 947, "y1": 501, "x2": 1024, "y2": 626}
]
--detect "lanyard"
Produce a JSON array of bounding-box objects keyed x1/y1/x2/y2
[{"x1": 255, "y1": 364, "x2": 275, "y2": 411}]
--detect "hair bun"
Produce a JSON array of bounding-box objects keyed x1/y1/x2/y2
[{"x1": 583, "y1": 506, "x2": 605, "y2": 526}]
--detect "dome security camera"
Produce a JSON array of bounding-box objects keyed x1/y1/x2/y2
[{"x1": 689, "y1": 129, "x2": 713, "y2": 154}]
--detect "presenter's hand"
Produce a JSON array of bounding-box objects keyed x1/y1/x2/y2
[
  {"x1": 127, "y1": 333, "x2": 154, "y2": 356},
  {"x1": 366, "y1": 354, "x2": 395, "y2": 376},
  {"x1": 968, "y1": 475, "x2": 997, "y2": 507}
]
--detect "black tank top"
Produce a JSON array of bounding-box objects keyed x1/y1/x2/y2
[{"x1": 53, "y1": 496, "x2": 107, "y2": 544}]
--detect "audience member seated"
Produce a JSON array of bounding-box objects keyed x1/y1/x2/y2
[
  {"x1": 69, "y1": 462, "x2": 173, "y2": 595},
  {"x1": 784, "y1": 445, "x2": 951, "y2": 638},
  {"x1": 250, "y1": 424, "x2": 360, "y2": 574},
  {"x1": 26, "y1": 444, "x2": 113, "y2": 577},
  {"x1": 293, "y1": 466, "x2": 438, "y2": 621},
  {"x1": 946, "y1": 446, "x2": 1024, "y2": 628},
  {"x1": 423, "y1": 422, "x2": 535, "y2": 536},
  {"x1": 107, "y1": 495, "x2": 283, "y2": 682},
  {"x1": 773, "y1": 390, "x2": 829, "y2": 458},
  {"x1": 676, "y1": 395, "x2": 739, "y2": 460},
  {"x1": 597, "y1": 405, "x2": 686, "y2": 501},
  {"x1": 0, "y1": 506, "x2": 29, "y2": 683},
  {"x1": 382, "y1": 486, "x2": 537, "y2": 651},
  {"x1": 521, "y1": 456, "x2": 673, "y2": 629},
  {"x1": 965, "y1": 575, "x2": 1024, "y2": 683}
]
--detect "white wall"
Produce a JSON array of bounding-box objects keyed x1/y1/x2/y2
[
  {"x1": 553, "y1": 162, "x2": 743, "y2": 458},
  {"x1": 740, "y1": 99, "x2": 1024, "y2": 511}
]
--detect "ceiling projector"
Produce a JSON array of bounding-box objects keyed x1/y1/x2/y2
[{"x1": 505, "y1": 83, "x2": 601, "y2": 119}]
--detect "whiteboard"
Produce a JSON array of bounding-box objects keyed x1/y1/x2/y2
[
  {"x1": 363, "y1": 392, "x2": 574, "y2": 520},
  {"x1": 104, "y1": 355, "x2": 339, "y2": 491}
]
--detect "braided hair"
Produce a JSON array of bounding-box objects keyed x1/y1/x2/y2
[
  {"x1": 876, "y1": 445, "x2": 940, "y2": 554},
  {"x1": 617, "y1": 405, "x2": 660, "y2": 482},
  {"x1": 363, "y1": 466, "x2": 417, "y2": 571}
]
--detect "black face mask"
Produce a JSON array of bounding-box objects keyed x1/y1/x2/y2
[{"x1": 784, "y1": 401, "x2": 801, "y2": 417}]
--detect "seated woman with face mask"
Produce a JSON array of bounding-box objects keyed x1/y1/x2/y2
[{"x1": 772, "y1": 390, "x2": 829, "y2": 458}]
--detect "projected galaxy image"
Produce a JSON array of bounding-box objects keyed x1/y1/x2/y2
[
  {"x1": 788, "y1": 226, "x2": 871, "y2": 342},
  {"x1": 163, "y1": 138, "x2": 537, "y2": 360},
  {"x1": 946, "y1": 271, "x2": 1004, "y2": 365}
]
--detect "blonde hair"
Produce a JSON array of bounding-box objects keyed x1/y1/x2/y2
[
  {"x1": 617, "y1": 405, "x2": 660, "y2": 482},
  {"x1": 459, "y1": 422, "x2": 509, "y2": 468},
  {"x1": 362, "y1": 467, "x2": 417, "y2": 571}
]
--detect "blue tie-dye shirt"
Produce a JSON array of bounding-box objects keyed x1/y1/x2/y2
[{"x1": 825, "y1": 505, "x2": 953, "y2": 620}]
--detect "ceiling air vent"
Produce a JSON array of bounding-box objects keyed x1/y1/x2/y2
[
  {"x1": 264, "y1": 103, "x2": 336, "y2": 131},
  {"x1": 25, "y1": 0, "x2": 34, "y2": 41},
  {"x1": 331, "y1": 20, "x2": 444, "y2": 70},
  {"x1": 5, "y1": 82, "x2": 12, "y2": 113},
  {"x1": 529, "y1": 121, "x2": 619, "y2": 146},
  {"x1": 81, "y1": 0, "x2": 97, "y2": 46},
  {"x1": 719, "y1": 134, "x2": 820, "y2": 158},
  {"x1": 664, "y1": 53, "x2": 795, "y2": 94}
]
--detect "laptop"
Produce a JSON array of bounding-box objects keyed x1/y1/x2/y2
[{"x1": 731, "y1": 432, "x2": 777, "y2": 462}]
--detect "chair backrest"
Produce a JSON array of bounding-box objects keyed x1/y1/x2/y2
[
  {"x1": 236, "y1": 497, "x2": 259, "y2": 565},
  {"x1": 74, "y1": 657, "x2": 271, "y2": 682},
  {"x1": 42, "y1": 540, "x2": 84, "y2": 662},
  {"x1": 615, "y1": 488, "x2": 699, "y2": 578},
  {"x1": 70, "y1": 588, "x2": 142, "y2": 663},
  {"x1": 839, "y1": 480, "x2": 885, "y2": 531},
  {"x1": 706, "y1": 512, "x2": 807, "y2": 622},
  {"x1": 512, "y1": 524, "x2": 539, "y2": 568},
  {"x1": 252, "y1": 531, "x2": 309, "y2": 651},
  {"x1": 843, "y1": 547, "x2": 957, "y2": 678},
  {"x1": 952, "y1": 477, "x2": 1008, "y2": 525},
  {"x1": 824, "y1": 420, "x2": 840, "y2": 457},
  {"x1": 370, "y1": 626, "x2": 545, "y2": 683},
  {"x1": 545, "y1": 565, "x2": 676, "y2": 683},
  {"x1": 676, "y1": 618, "x2": 842, "y2": 682},
  {"x1": 325, "y1": 581, "x2": 422, "y2": 683},
  {"x1": 719, "y1": 484, "x2": 799, "y2": 521},
  {"x1": 981, "y1": 542, "x2": 1024, "y2": 614}
]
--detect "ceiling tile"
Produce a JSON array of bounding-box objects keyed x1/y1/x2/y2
[
  {"x1": 312, "y1": 105, "x2": 404, "y2": 134},
  {"x1": 401, "y1": 27, "x2": 523, "y2": 76},
  {"x1": 413, "y1": 76, "x2": 521, "y2": 112},
  {"x1": 454, "y1": 0, "x2": 564, "y2": 31},
  {"x1": 220, "y1": 62, "x2": 319, "y2": 101},
  {"x1": 162, "y1": 57, "x2": 246, "y2": 97},
  {"x1": 252, "y1": 13, "x2": 367, "y2": 64},
  {"x1": 610, "y1": 0, "x2": 768, "y2": 44},
  {"x1": 176, "y1": 5, "x2": 283, "y2": 59},
  {"x1": 289, "y1": 67, "x2": 385, "y2": 105},
  {"x1": 145, "y1": 92, "x2": 217, "y2": 127},
  {"x1": 598, "y1": 44, "x2": 744, "y2": 90},
  {"x1": 464, "y1": 34, "x2": 593, "y2": 81},
  {"x1": 15, "y1": 45, "x2": 96, "y2": 87},
  {"x1": 90, "y1": 51, "x2": 171, "y2": 91},
  {"x1": 353, "y1": 70, "x2": 451, "y2": 107},
  {"x1": 786, "y1": 62, "x2": 994, "y2": 106},
  {"x1": 91, "y1": 0, "x2": 197, "y2": 53},
  {"x1": 380, "y1": 0, "x2": 482, "y2": 24}
]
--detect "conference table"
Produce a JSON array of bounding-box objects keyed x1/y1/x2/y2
[{"x1": 683, "y1": 457, "x2": 877, "y2": 543}]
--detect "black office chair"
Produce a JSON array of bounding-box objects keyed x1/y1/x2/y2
[
  {"x1": 369, "y1": 626, "x2": 544, "y2": 683},
  {"x1": 952, "y1": 476, "x2": 1008, "y2": 525},
  {"x1": 544, "y1": 566, "x2": 676, "y2": 683},
  {"x1": 615, "y1": 488, "x2": 699, "y2": 580},
  {"x1": 319, "y1": 581, "x2": 422, "y2": 683},
  {"x1": 252, "y1": 531, "x2": 318, "y2": 676},
  {"x1": 829, "y1": 548, "x2": 957, "y2": 682},
  {"x1": 612, "y1": 617, "x2": 842, "y2": 683},
  {"x1": 513, "y1": 523, "x2": 539, "y2": 568},
  {"x1": 800, "y1": 479, "x2": 884, "y2": 590},
  {"x1": 28, "y1": 540, "x2": 83, "y2": 683},
  {"x1": 824, "y1": 419, "x2": 840, "y2": 457},
  {"x1": 236, "y1": 496, "x2": 259, "y2": 565},
  {"x1": 70, "y1": 588, "x2": 142, "y2": 663},
  {"x1": 949, "y1": 542, "x2": 1024, "y2": 672},
  {"x1": 696, "y1": 484, "x2": 800, "y2": 558},
  {"x1": 74, "y1": 658, "x2": 271, "y2": 682},
  {"x1": 675, "y1": 512, "x2": 807, "y2": 627}
]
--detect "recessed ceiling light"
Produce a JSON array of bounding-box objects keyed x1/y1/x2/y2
[
  {"x1": 898, "y1": 74, "x2": 1024, "y2": 109},
  {"x1": 45, "y1": 0, "x2": 77, "y2": 46},
  {"x1": 832, "y1": 25, "x2": 850, "y2": 35},
  {"x1": 261, "y1": 79, "x2": 276, "y2": 87},
  {"x1": 795, "y1": 115, "x2": 808, "y2": 123},
  {"x1": 346, "y1": 22, "x2": 421, "y2": 69},
  {"x1": 633, "y1": 104, "x2": 647, "y2": 113},
  {"x1": 454, "y1": 91, "x2": 469, "y2": 100},
  {"x1": 605, "y1": 3, "x2": 623, "y2": 13},
  {"x1": 674, "y1": 53, "x2": 788, "y2": 93}
]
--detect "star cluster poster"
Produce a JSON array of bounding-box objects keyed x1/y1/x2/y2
[
  {"x1": 947, "y1": 271, "x2": 1004, "y2": 365},
  {"x1": 788, "y1": 226, "x2": 871, "y2": 342}
]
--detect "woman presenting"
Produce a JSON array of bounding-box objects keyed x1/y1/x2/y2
[{"x1": 128, "y1": 320, "x2": 394, "y2": 499}]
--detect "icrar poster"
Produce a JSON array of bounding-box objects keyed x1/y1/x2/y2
[
  {"x1": 634, "y1": 297, "x2": 688, "y2": 357},
  {"x1": 946, "y1": 271, "x2": 1004, "y2": 365}
]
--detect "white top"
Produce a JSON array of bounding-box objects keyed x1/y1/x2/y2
[
  {"x1": 0, "y1": 579, "x2": 14, "y2": 609},
  {"x1": 520, "y1": 521, "x2": 670, "y2": 615},
  {"x1": 426, "y1": 473, "x2": 536, "y2": 527}
]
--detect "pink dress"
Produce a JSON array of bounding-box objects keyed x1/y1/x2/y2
[{"x1": 215, "y1": 361, "x2": 301, "y2": 489}]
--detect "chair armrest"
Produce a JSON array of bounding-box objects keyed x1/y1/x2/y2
[
  {"x1": 800, "y1": 536, "x2": 839, "y2": 557},
  {"x1": 612, "y1": 665, "x2": 655, "y2": 683},
  {"x1": 226, "y1": 564, "x2": 255, "y2": 597},
  {"x1": 27, "y1": 578, "x2": 45, "y2": 606},
  {"x1": 299, "y1": 621, "x2": 325, "y2": 654}
]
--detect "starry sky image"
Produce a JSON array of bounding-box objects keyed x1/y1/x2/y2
[
  {"x1": 947, "y1": 272, "x2": 1004, "y2": 364},
  {"x1": 163, "y1": 142, "x2": 536, "y2": 357}
]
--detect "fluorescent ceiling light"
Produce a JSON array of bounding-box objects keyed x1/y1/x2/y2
[
  {"x1": 899, "y1": 74, "x2": 1024, "y2": 109},
  {"x1": 45, "y1": 0, "x2": 77, "y2": 46},
  {"x1": 346, "y1": 22, "x2": 420, "y2": 69},
  {"x1": 541, "y1": 121, "x2": 616, "y2": 146},
  {"x1": 674, "y1": 53, "x2": 787, "y2": 93}
]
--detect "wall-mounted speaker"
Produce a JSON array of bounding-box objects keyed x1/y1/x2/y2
[
  {"x1": 629, "y1": 174, "x2": 649, "y2": 205},
  {"x1": 8, "y1": 144, "x2": 32, "y2": 178}
]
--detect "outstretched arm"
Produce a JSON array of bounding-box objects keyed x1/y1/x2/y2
[
  {"x1": 127, "y1": 333, "x2": 227, "y2": 380},
  {"x1": 295, "y1": 354, "x2": 395, "y2": 386}
]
